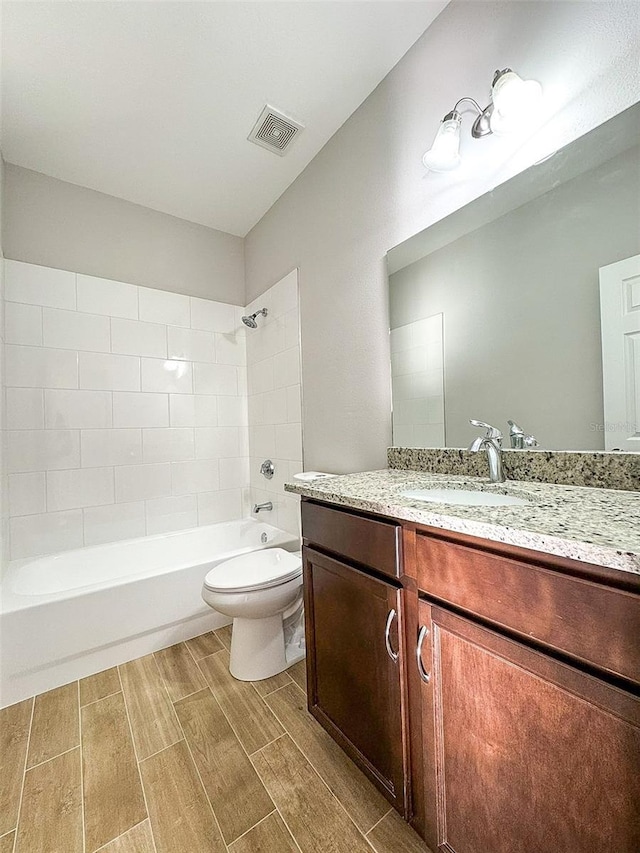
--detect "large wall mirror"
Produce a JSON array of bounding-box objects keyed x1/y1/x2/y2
[{"x1": 387, "y1": 103, "x2": 640, "y2": 453}]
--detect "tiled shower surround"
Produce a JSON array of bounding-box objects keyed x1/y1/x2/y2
[
  {"x1": 3, "y1": 260, "x2": 302, "y2": 560},
  {"x1": 246, "y1": 270, "x2": 303, "y2": 534}
]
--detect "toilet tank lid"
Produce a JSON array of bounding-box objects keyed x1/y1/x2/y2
[{"x1": 203, "y1": 547, "x2": 302, "y2": 592}]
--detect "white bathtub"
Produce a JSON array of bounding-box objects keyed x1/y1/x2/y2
[{"x1": 0, "y1": 519, "x2": 298, "y2": 708}]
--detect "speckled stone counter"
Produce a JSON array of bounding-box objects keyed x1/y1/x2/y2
[
  {"x1": 285, "y1": 470, "x2": 640, "y2": 575},
  {"x1": 387, "y1": 447, "x2": 640, "y2": 492}
]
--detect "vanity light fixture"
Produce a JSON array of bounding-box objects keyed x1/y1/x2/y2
[{"x1": 422, "y1": 68, "x2": 543, "y2": 172}]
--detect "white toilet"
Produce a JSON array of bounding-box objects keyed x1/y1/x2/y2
[{"x1": 201, "y1": 548, "x2": 305, "y2": 681}]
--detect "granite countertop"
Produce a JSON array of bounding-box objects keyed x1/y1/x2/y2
[{"x1": 285, "y1": 470, "x2": 640, "y2": 576}]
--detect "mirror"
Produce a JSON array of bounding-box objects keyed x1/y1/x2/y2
[{"x1": 387, "y1": 103, "x2": 640, "y2": 452}]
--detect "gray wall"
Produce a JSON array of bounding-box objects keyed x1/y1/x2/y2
[
  {"x1": 1, "y1": 156, "x2": 8, "y2": 567},
  {"x1": 390, "y1": 145, "x2": 640, "y2": 451},
  {"x1": 244, "y1": 0, "x2": 640, "y2": 473},
  {"x1": 2, "y1": 164, "x2": 245, "y2": 303}
]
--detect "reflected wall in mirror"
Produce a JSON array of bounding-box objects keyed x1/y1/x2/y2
[
  {"x1": 390, "y1": 313, "x2": 444, "y2": 447},
  {"x1": 387, "y1": 103, "x2": 640, "y2": 452}
]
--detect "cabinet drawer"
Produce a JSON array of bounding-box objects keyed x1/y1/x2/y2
[
  {"x1": 416, "y1": 530, "x2": 640, "y2": 685},
  {"x1": 301, "y1": 500, "x2": 400, "y2": 579}
]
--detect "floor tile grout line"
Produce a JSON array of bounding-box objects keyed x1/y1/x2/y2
[
  {"x1": 262, "y1": 678, "x2": 391, "y2": 840},
  {"x1": 189, "y1": 657, "x2": 300, "y2": 851},
  {"x1": 364, "y1": 807, "x2": 394, "y2": 838},
  {"x1": 0, "y1": 830, "x2": 14, "y2": 853},
  {"x1": 264, "y1": 691, "x2": 388, "y2": 837},
  {"x1": 80, "y1": 689, "x2": 122, "y2": 709},
  {"x1": 194, "y1": 654, "x2": 273, "y2": 759},
  {"x1": 254, "y1": 697, "x2": 383, "y2": 849},
  {"x1": 155, "y1": 656, "x2": 231, "y2": 852},
  {"x1": 247, "y1": 731, "x2": 288, "y2": 758},
  {"x1": 193, "y1": 651, "x2": 308, "y2": 853},
  {"x1": 249, "y1": 673, "x2": 294, "y2": 700},
  {"x1": 21, "y1": 743, "x2": 80, "y2": 773},
  {"x1": 148, "y1": 650, "x2": 186, "y2": 729},
  {"x1": 11, "y1": 695, "x2": 35, "y2": 853},
  {"x1": 91, "y1": 818, "x2": 149, "y2": 853},
  {"x1": 183, "y1": 635, "x2": 223, "y2": 665},
  {"x1": 246, "y1": 743, "x2": 305, "y2": 853},
  {"x1": 168, "y1": 685, "x2": 209, "y2": 706},
  {"x1": 172, "y1": 715, "x2": 231, "y2": 852},
  {"x1": 225, "y1": 809, "x2": 277, "y2": 848},
  {"x1": 77, "y1": 681, "x2": 86, "y2": 853},
  {"x1": 213, "y1": 627, "x2": 232, "y2": 652},
  {"x1": 135, "y1": 738, "x2": 185, "y2": 765},
  {"x1": 116, "y1": 666, "x2": 158, "y2": 853},
  {"x1": 253, "y1": 678, "x2": 296, "y2": 701}
]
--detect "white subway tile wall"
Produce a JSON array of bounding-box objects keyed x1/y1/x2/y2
[
  {"x1": 246, "y1": 269, "x2": 302, "y2": 537},
  {"x1": 4, "y1": 260, "x2": 251, "y2": 559}
]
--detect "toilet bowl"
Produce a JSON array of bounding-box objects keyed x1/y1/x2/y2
[{"x1": 201, "y1": 548, "x2": 304, "y2": 681}]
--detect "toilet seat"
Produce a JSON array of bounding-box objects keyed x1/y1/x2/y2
[{"x1": 203, "y1": 548, "x2": 302, "y2": 594}]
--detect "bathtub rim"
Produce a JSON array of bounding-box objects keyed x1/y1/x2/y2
[{"x1": 1, "y1": 518, "x2": 299, "y2": 613}]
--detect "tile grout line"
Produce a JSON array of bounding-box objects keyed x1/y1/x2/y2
[
  {"x1": 364, "y1": 807, "x2": 394, "y2": 838},
  {"x1": 77, "y1": 681, "x2": 86, "y2": 853},
  {"x1": 152, "y1": 647, "x2": 207, "y2": 706},
  {"x1": 23, "y1": 744, "x2": 80, "y2": 773},
  {"x1": 258, "y1": 686, "x2": 382, "y2": 849},
  {"x1": 91, "y1": 818, "x2": 149, "y2": 853},
  {"x1": 247, "y1": 732, "x2": 288, "y2": 758},
  {"x1": 225, "y1": 809, "x2": 277, "y2": 849},
  {"x1": 194, "y1": 654, "x2": 263, "y2": 755},
  {"x1": 11, "y1": 696, "x2": 36, "y2": 853},
  {"x1": 249, "y1": 674, "x2": 294, "y2": 701},
  {"x1": 191, "y1": 656, "x2": 303, "y2": 853},
  {"x1": 135, "y1": 739, "x2": 185, "y2": 765},
  {"x1": 79, "y1": 689, "x2": 122, "y2": 710},
  {"x1": 246, "y1": 741, "x2": 305, "y2": 853},
  {"x1": 116, "y1": 666, "x2": 158, "y2": 853},
  {"x1": 154, "y1": 652, "x2": 231, "y2": 852}
]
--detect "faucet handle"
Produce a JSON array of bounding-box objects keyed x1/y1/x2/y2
[
  {"x1": 508, "y1": 419, "x2": 538, "y2": 449},
  {"x1": 469, "y1": 419, "x2": 503, "y2": 441}
]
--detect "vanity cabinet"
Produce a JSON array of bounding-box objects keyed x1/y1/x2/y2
[
  {"x1": 299, "y1": 497, "x2": 640, "y2": 852},
  {"x1": 409, "y1": 524, "x2": 640, "y2": 853},
  {"x1": 416, "y1": 600, "x2": 640, "y2": 853},
  {"x1": 301, "y1": 501, "x2": 408, "y2": 812}
]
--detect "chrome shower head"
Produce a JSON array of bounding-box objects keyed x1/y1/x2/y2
[{"x1": 241, "y1": 308, "x2": 268, "y2": 328}]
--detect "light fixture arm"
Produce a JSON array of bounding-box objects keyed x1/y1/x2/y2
[{"x1": 452, "y1": 96, "x2": 484, "y2": 116}]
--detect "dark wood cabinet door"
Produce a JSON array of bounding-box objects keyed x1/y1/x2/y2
[
  {"x1": 303, "y1": 546, "x2": 408, "y2": 812},
  {"x1": 416, "y1": 600, "x2": 640, "y2": 853}
]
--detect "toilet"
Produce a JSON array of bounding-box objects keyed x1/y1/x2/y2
[{"x1": 201, "y1": 548, "x2": 304, "y2": 681}]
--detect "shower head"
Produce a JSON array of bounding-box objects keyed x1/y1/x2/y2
[{"x1": 241, "y1": 308, "x2": 268, "y2": 328}]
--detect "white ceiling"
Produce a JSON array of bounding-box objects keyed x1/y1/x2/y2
[{"x1": 2, "y1": 1, "x2": 448, "y2": 236}]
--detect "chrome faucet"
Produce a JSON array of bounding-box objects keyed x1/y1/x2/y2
[
  {"x1": 507, "y1": 419, "x2": 538, "y2": 449},
  {"x1": 253, "y1": 501, "x2": 273, "y2": 513},
  {"x1": 468, "y1": 419, "x2": 506, "y2": 483}
]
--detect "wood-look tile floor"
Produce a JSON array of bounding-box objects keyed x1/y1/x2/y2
[{"x1": 0, "y1": 627, "x2": 432, "y2": 853}]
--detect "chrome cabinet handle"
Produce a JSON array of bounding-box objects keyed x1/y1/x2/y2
[
  {"x1": 384, "y1": 609, "x2": 399, "y2": 663},
  {"x1": 416, "y1": 625, "x2": 431, "y2": 683}
]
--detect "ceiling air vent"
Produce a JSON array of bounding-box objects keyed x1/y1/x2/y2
[{"x1": 248, "y1": 104, "x2": 304, "y2": 156}]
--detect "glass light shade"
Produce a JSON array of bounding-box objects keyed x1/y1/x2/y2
[
  {"x1": 422, "y1": 113, "x2": 462, "y2": 172},
  {"x1": 489, "y1": 70, "x2": 542, "y2": 135}
]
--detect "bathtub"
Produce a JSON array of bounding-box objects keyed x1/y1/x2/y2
[{"x1": 0, "y1": 519, "x2": 298, "y2": 708}]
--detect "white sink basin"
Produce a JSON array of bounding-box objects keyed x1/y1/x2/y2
[{"x1": 401, "y1": 488, "x2": 529, "y2": 507}]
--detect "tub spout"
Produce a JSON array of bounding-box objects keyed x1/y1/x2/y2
[{"x1": 253, "y1": 501, "x2": 273, "y2": 513}]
